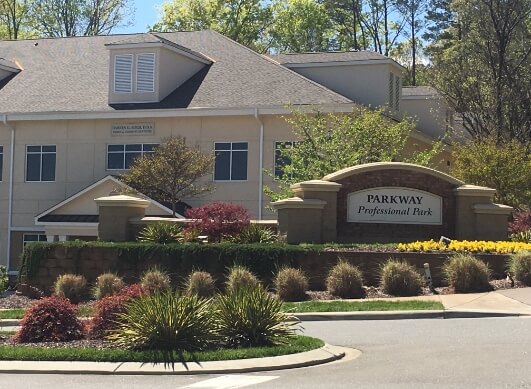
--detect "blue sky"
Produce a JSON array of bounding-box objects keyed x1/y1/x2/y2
[{"x1": 115, "y1": 0, "x2": 162, "y2": 34}]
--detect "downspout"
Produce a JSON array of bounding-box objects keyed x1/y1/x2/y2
[
  {"x1": 1, "y1": 114, "x2": 15, "y2": 273},
  {"x1": 254, "y1": 108, "x2": 264, "y2": 220}
]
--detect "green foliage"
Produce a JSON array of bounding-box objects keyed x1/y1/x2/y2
[
  {"x1": 14, "y1": 296, "x2": 84, "y2": 343},
  {"x1": 326, "y1": 260, "x2": 364, "y2": 299},
  {"x1": 379, "y1": 260, "x2": 423, "y2": 297},
  {"x1": 92, "y1": 273, "x2": 125, "y2": 300},
  {"x1": 228, "y1": 224, "x2": 278, "y2": 244},
  {"x1": 216, "y1": 284, "x2": 299, "y2": 347},
  {"x1": 508, "y1": 251, "x2": 531, "y2": 286},
  {"x1": 120, "y1": 136, "x2": 214, "y2": 216},
  {"x1": 266, "y1": 107, "x2": 443, "y2": 202},
  {"x1": 18, "y1": 242, "x2": 53, "y2": 282},
  {"x1": 274, "y1": 267, "x2": 308, "y2": 302},
  {"x1": 225, "y1": 265, "x2": 259, "y2": 293},
  {"x1": 443, "y1": 254, "x2": 492, "y2": 293},
  {"x1": 138, "y1": 222, "x2": 183, "y2": 244},
  {"x1": 511, "y1": 231, "x2": 531, "y2": 243},
  {"x1": 185, "y1": 271, "x2": 216, "y2": 298},
  {"x1": 109, "y1": 291, "x2": 217, "y2": 351},
  {"x1": 451, "y1": 137, "x2": 531, "y2": 208},
  {"x1": 53, "y1": 274, "x2": 88, "y2": 304},
  {"x1": 0, "y1": 265, "x2": 8, "y2": 291},
  {"x1": 140, "y1": 268, "x2": 171, "y2": 295}
]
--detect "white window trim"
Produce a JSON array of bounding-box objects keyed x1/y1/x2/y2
[
  {"x1": 25, "y1": 144, "x2": 56, "y2": 183},
  {"x1": 213, "y1": 141, "x2": 249, "y2": 182},
  {"x1": 114, "y1": 54, "x2": 133, "y2": 94},
  {"x1": 22, "y1": 232, "x2": 47, "y2": 247},
  {"x1": 106, "y1": 143, "x2": 158, "y2": 171},
  {"x1": 135, "y1": 53, "x2": 156, "y2": 94}
]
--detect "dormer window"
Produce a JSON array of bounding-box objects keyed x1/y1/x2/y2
[
  {"x1": 114, "y1": 54, "x2": 133, "y2": 93},
  {"x1": 136, "y1": 53, "x2": 155, "y2": 93}
]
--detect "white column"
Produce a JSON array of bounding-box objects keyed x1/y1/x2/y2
[
  {"x1": 58, "y1": 235, "x2": 67, "y2": 242},
  {"x1": 46, "y1": 235, "x2": 54, "y2": 242}
]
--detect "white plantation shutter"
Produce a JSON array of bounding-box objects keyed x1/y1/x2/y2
[
  {"x1": 136, "y1": 53, "x2": 155, "y2": 93},
  {"x1": 114, "y1": 54, "x2": 133, "y2": 93},
  {"x1": 395, "y1": 76, "x2": 401, "y2": 112},
  {"x1": 389, "y1": 72, "x2": 395, "y2": 110}
]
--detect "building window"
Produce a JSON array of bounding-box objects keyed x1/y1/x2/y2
[
  {"x1": 214, "y1": 142, "x2": 248, "y2": 181},
  {"x1": 136, "y1": 53, "x2": 155, "y2": 93},
  {"x1": 107, "y1": 143, "x2": 158, "y2": 170},
  {"x1": 23, "y1": 233, "x2": 47, "y2": 247},
  {"x1": 114, "y1": 54, "x2": 133, "y2": 94},
  {"x1": 275, "y1": 141, "x2": 296, "y2": 179},
  {"x1": 0, "y1": 145, "x2": 3, "y2": 181},
  {"x1": 26, "y1": 145, "x2": 56, "y2": 182}
]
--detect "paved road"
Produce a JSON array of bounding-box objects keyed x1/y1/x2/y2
[{"x1": 1, "y1": 317, "x2": 530, "y2": 388}]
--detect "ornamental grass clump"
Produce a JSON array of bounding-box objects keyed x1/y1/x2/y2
[
  {"x1": 53, "y1": 273, "x2": 88, "y2": 304},
  {"x1": 326, "y1": 260, "x2": 364, "y2": 299},
  {"x1": 92, "y1": 272, "x2": 125, "y2": 300},
  {"x1": 216, "y1": 284, "x2": 299, "y2": 347},
  {"x1": 109, "y1": 291, "x2": 216, "y2": 351},
  {"x1": 443, "y1": 254, "x2": 492, "y2": 293},
  {"x1": 14, "y1": 296, "x2": 84, "y2": 343},
  {"x1": 225, "y1": 265, "x2": 259, "y2": 294},
  {"x1": 379, "y1": 260, "x2": 423, "y2": 297},
  {"x1": 140, "y1": 267, "x2": 171, "y2": 295},
  {"x1": 274, "y1": 267, "x2": 308, "y2": 302},
  {"x1": 508, "y1": 251, "x2": 531, "y2": 286},
  {"x1": 185, "y1": 271, "x2": 216, "y2": 298}
]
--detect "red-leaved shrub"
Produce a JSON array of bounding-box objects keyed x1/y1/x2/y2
[
  {"x1": 14, "y1": 296, "x2": 84, "y2": 343},
  {"x1": 509, "y1": 209, "x2": 531, "y2": 233},
  {"x1": 87, "y1": 283, "x2": 144, "y2": 339},
  {"x1": 185, "y1": 202, "x2": 250, "y2": 241}
]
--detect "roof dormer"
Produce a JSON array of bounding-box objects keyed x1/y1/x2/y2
[
  {"x1": 0, "y1": 57, "x2": 21, "y2": 84},
  {"x1": 106, "y1": 33, "x2": 213, "y2": 105}
]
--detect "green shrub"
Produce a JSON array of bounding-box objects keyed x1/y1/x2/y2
[
  {"x1": 138, "y1": 222, "x2": 183, "y2": 244},
  {"x1": 92, "y1": 272, "x2": 125, "y2": 300},
  {"x1": 443, "y1": 254, "x2": 492, "y2": 293},
  {"x1": 326, "y1": 260, "x2": 364, "y2": 299},
  {"x1": 225, "y1": 265, "x2": 259, "y2": 293},
  {"x1": 185, "y1": 271, "x2": 216, "y2": 298},
  {"x1": 216, "y1": 284, "x2": 299, "y2": 347},
  {"x1": 274, "y1": 267, "x2": 308, "y2": 302},
  {"x1": 229, "y1": 224, "x2": 278, "y2": 244},
  {"x1": 510, "y1": 230, "x2": 531, "y2": 243},
  {"x1": 0, "y1": 265, "x2": 8, "y2": 291},
  {"x1": 109, "y1": 291, "x2": 216, "y2": 351},
  {"x1": 508, "y1": 251, "x2": 531, "y2": 286},
  {"x1": 140, "y1": 268, "x2": 171, "y2": 295},
  {"x1": 380, "y1": 260, "x2": 423, "y2": 297},
  {"x1": 53, "y1": 274, "x2": 88, "y2": 304},
  {"x1": 14, "y1": 296, "x2": 84, "y2": 343}
]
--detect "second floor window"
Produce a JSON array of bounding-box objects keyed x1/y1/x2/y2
[
  {"x1": 214, "y1": 142, "x2": 248, "y2": 181},
  {"x1": 107, "y1": 143, "x2": 158, "y2": 170},
  {"x1": 26, "y1": 145, "x2": 56, "y2": 182}
]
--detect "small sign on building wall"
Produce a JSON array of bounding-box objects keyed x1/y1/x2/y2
[
  {"x1": 111, "y1": 123, "x2": 154, "y2": 136},
  {"x1": 348, "y1": 187, "x2": 442, "y2": 225}
]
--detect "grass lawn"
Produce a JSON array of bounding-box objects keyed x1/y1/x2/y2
[
  {"x1": 283, "y1": 300, "x2": 444, "y2": 313},
  {"x1": 0, "y1": 335, "x2": 323, "y2": 363},
  {"x1": 0, "y1": 306, "x2": 93, "y2": 320},
  {"x1": 0, "y1": 331, "x2": 15, "y2": 336}
]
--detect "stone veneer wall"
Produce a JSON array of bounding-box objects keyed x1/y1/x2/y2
[
  {"x1": 25, "y1": 245, "x2": 508, "y2": 292},
  {"x1": 335, "y1": 169, "x2": 457, "y2": 242}
]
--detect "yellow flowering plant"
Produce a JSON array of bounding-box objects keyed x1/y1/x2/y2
[{"x1": 397, "y1": 239, "x2": 531, "y2": 254}]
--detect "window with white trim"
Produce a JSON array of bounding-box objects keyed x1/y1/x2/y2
[
  {"x1": 114, "y1": 54, "x2": 133, "y2": 93},
  {"x1": 136, "y1": 53, "x2": 155, "y2": 93},
  {"x1": 107, "y1": 143, "x2": 158, "y2": 170},
  {"x1": 23, "y1": 233, "x2": 47, "y2": 247},
  {"x1": 0, "y1": 145, "x2": 3, "y2": 181},
  {"x1": 214, "y1": 142, "x2": 248, "y2": 181},
  {"x1": 274, "y1": 141, "x2": 296, "y2": 179},
  {"x1": 26, "y1": 145, "x2": 56, "y2": 182}
]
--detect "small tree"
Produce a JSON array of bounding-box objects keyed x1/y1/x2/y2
[{"x1": 121, "y1": 136, "x2": 214, "y2": 217}]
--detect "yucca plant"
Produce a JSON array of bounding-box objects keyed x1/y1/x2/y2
[
  {"x1": 185, "y1": 271, "x2": 216, "y2": 298},
  {"x1": 225, "y1": 265, "x2": 259, "y2": 294},
  {"x1": 443, "y1": 254, "x2": 492, "y2": 293},
  {"x1": 138, "y1": 222, "x2": 183, "y2": 244},
  {"x1": 141, "y1": 267, "x2": 172, "y2": 295},
  {"x1": 92, "y1": 272, "x2": 125, "y2": 300},
  {"x1": 510, "y1": 230, "x2": 531, "y2": 243},
  {"x1": 508, "y1": 251, "x2": 531, "y2": 286},
  {"x1": 108, "y1": 291, "x2": 216, "y2": 351},
  {"x1": 229, "y1": 224, "x2": 278, "y2": 244},
  {"x1": 216, "y1": 284, "x2": 299, "y2": 348}
]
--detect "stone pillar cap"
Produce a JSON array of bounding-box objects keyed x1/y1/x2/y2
[
  {"x1": 95, "y1": 194, "x2": 150, "y2": 208},
  {"x1": 291, "y1": 180, "x2": 342, "y2": 192},
  {"x1": 473, "y1": 203, "x2": 513, "y2": 215},
  {"x1": 454, "y1": 185, "x2": 497, "y2": 197},
  {"x1": 271, "y1": 197, "x2": 327, "y2": 210}
]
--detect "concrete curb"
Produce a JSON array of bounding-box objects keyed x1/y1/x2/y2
[{"x1": 0, "y1": 344, "x2": 352, "y2": 375}]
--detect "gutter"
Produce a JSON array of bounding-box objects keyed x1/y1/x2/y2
[
  {"x1": 1, "y1": 114, "x2": 15, "y2": 273},
  {"x1": 254, "y1": 108, "x2": 264, "y2": 220}
]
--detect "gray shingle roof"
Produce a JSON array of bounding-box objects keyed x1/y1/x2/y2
[
  {"x1": 0, "y1": 57, "x2": 21, "y2": 71},
  {"x1": 271, "y1": 51, "x2": 389, "y2": 65},
  {"x1": 402, "y1": 86, "x2": 441, "y2": 97},
  {"x1": 0, "y1": 30, "x2": 351, "y2": 114}
]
